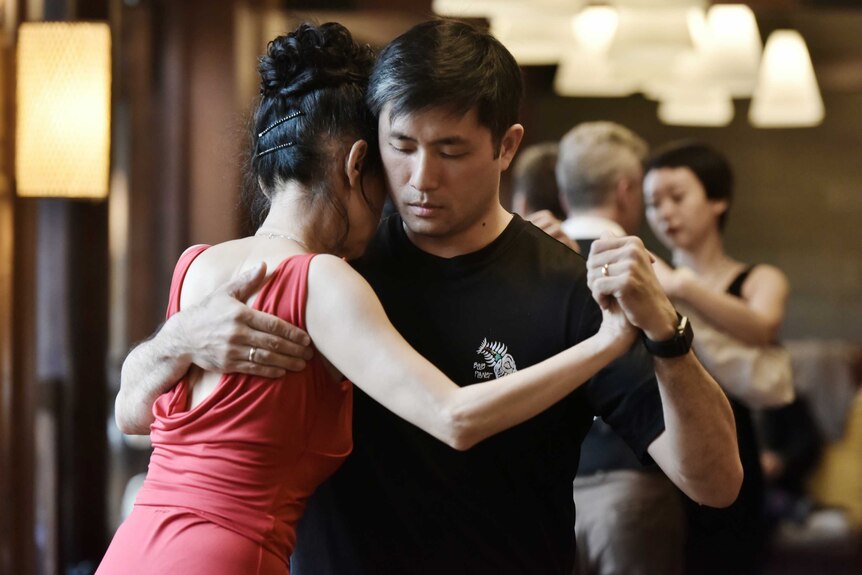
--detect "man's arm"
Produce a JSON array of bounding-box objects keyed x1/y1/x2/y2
[
  {"x1": 587, "y1": 234, "x2": 742, "y2": 508},
  {"x1": 115, "y1": 263, "x2": 314, "y2": 434}
]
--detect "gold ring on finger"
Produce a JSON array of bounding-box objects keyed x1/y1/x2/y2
[{"x1": 602, "y1": 263, "x2": 610, "y2": 277}]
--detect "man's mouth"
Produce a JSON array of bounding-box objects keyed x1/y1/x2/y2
[{"x1": 406, "y1": 202, "x2": 443, "y2": 217}]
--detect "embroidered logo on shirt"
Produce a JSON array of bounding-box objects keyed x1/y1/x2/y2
[{"x1": 474, "y1": 338, "x2": 518, "y2": 380}]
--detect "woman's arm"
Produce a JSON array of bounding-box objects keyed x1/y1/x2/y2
[
  {"x1": 661, "y1": 263, "x2": 789, "y2": 346},
  {"x1": 305, "y1": 255, "x2": 635, "y2": 451}
]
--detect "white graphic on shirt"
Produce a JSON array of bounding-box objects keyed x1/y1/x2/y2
[{"x1": 475, "y1": 338, "x2": 518, "y2": 380}]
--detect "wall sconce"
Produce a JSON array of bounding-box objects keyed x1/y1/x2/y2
[
  {"x1": 16, "y1": 22, "x2": 111, "y2": 199},
  {"x1": 749, "y1": 30, "x2": 824, "y2": 128}
]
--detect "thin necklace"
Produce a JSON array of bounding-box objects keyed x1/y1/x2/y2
[{"x1": 255, "y1": 231, "x2": 310, "y2": 250}]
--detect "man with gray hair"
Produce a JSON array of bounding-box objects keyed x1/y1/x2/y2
[
  {"x1": 558, "y1": 121, "x2": 647, "y2": 241},
  {"x1": 558, "y1": 121, "x2": 685, "y2": 575}
]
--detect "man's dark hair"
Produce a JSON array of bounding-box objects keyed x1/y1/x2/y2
[
  {"x1": 511, "y1": 143, "x2": 565, "y2": 219},
  {"x1": 367, "y1": 19, "x2": 523, "y2": 157},
  {"x1": 645, "y1": 141, "x2": 734, "y2": 230}
]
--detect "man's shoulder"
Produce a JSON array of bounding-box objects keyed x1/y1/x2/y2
[{"x1": 516, "y1": 217, "x2": 587, "y2": 272}]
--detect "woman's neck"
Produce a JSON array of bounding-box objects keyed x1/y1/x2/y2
[
  {"x1": 257, "y1": 187, "x2": 334, "y2": 255},
  {"x1": 672, "y1": 232, "x2": 737, "y2": 282}
]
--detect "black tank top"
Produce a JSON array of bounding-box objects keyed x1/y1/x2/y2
[{"x1": 685, "y1": 265, "x2": 767, "y2": 575}]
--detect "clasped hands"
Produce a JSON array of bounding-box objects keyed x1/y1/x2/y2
[{"x1": 586, "y1": 231, "x2": 680, "y2": 343}]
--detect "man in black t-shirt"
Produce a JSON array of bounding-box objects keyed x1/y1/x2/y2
[{"x1": 116, "y1": 20, "x2": 742, "y2": 575}]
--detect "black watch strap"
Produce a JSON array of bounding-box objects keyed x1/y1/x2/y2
[{"x1": 642, "y1": 312, "x2": 694, "y2": 358}]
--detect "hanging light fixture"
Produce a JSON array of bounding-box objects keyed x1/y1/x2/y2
[
  {"x1": 657, "y1": 86, "x2": 735, "y2": 127},
  {"x1": 432, "y1": 0, "x2": 824, "y2": 129},
  {"x1": 700, "y1": 4, "x2": 762, "y2": 98},
  {"x1": 606, "y1": 6, "x2": 698, "y2": 88},
  {"x1": 491, "y1": 6, "x2": 578, "y2": 66},
  {"x1": 749, "y1": 30, "x2": 824, "y2": 128},
  {"x1": 16, "y1": 22, "x2": 112, "y2": 199},
  {"x1": 554, "y1": 5, "x2": 639, "y2": 96},
  {"x1": 431, "y1": 0, "x2": 512, "y2": 18}
]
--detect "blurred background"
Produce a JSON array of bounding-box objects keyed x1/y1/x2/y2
[{"x1": 0, "y1": 0, "x2": 860, "y2": 573}]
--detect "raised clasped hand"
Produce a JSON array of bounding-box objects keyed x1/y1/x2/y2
[{"x1": 586, "y1": 232, "x2": 678, "y2": 341}]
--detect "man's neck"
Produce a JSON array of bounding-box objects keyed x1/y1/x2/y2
[{"x1": 404, "y1": 205, "x2": 513, "y2": 259}]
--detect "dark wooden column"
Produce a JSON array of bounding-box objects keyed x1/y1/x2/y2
[{"x1": 0, "y1": 0, "x2": 38, "y2": 572}]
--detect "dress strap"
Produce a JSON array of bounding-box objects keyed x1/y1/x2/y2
[
  {"x1": 726, "y1": 265, "x2": 756, "y2": 298},
  {"x1": 165, "y1": 244, "x2": 210, "y2": 319}
]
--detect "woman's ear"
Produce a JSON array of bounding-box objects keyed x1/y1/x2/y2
[
  {"x1": 711, "y1": 198, "x2": 729, "y2": 220},
  {"x1": 257, "y1": 176, "x2": 270, "y2": 199},
  {"x1": 345, "y1": 140, "x2": 369, "y2": 189}
]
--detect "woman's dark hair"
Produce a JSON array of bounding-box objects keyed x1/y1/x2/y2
[
  {"x1": 644, "y1": 140, "x2": 734, "y2": 230},
  {"x1": 367, "y1": 19, "x2": 522, "y2": 157},
  {"x1": 243, "y1": 22, "x2": 378, "y2": 240}
]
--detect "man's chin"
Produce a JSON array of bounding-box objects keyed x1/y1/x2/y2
[{"x1": 399, "y1": 215, "x2": 450, "y2": 238}]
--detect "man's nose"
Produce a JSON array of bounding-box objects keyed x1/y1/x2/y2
[{"x1": 409, "y1": 150, "x2": 439, "y2": 191}]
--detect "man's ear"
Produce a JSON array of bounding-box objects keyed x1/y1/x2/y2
[
  {"x1": 346, "y1": 140, "x2": 369, "y2": 189},
  {"x1": 614, "y1": 177, "x2": 635, "y2": 209},
  {"x1": 498, "y1": 124, "x2": 525, "y2": 171}
]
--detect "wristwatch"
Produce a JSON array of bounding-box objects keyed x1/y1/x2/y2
[{"x1": 642, "y1": 312, "x2": 693, "y2": 358}]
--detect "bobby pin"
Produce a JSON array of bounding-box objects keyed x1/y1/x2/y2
[
  {"x1": 258, "y1": 110, "x2": 304, "y2": 139},
  {"x1": 256, "y1": 141, "x2": 296, "y2": 158}
]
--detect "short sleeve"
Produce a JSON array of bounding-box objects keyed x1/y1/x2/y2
[{"x1": 573, "y1": 293, "x2": 666, "y2": 463}]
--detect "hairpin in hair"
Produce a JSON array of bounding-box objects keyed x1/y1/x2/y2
[
  {"x1": 258, "y1": 110, "x2": 304, "y2": 139},
  {"x1": 255, "y1": 141, "x2": 296, "y2": 159}
]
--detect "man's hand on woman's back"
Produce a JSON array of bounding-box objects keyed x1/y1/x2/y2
[{"x1": 115, "y1": 262, "x2": 313, "y2": 434}]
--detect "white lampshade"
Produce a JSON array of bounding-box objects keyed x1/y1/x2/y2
[
  {"x1": 608, "y1": 0, "x2": 705, "y2": 6},
  {"x1": 433, "y1": 0, "x2": 586, "y2": 18},
  {"x1": 554, "y1": 51, "x2": 639, "y2": 97},
  {"x1": 553, "y1": 5, "x2": 628, "y2": 95},
  {"x1": 749, "y1": 30, "x2": 824, "y2": 128},
  {"x1": 658, "y1": 86, "x2": 734, "y2": 126},
  {"x1": 16, "y1": 22, "x2": 112, "y2": 198},
  {"x1": 571, "y1": 5, "x2": 619, "y2": 54},
  {"x1": 492, "y1": 9, "x2": 578, "y2": 66},
  {"x1": 700, "y1": 4, "x2": 762, "y2": 97},
  {"x1": 607, "y1": 7, "x2": 698, "y2": 90},
  {"x1": 431, "y1": 0, "x2": 516, "y2": 18}
]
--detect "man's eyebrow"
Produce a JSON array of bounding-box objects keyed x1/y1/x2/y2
[
  {"x1": 389, "y1": 131, "x2": 416, "y2": 142},
  {"x1": 388, "y1": 131, "x2": 468, "y2": 146}
]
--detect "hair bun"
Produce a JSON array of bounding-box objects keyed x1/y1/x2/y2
[{"x1": 258, "y1": 22, "x2": 373, "y2": 99}]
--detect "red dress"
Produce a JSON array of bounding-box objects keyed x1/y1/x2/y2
[{"x1": 97, "y1": 246, "x2": 353, "y2": 575}]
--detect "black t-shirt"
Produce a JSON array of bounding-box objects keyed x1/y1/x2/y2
[{"x1": 293, "y1": 214, "x2": 665, "y2": 575}]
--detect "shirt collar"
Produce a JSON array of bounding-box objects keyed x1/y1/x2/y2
[{"x1": 561, "y1": 215, "x2": 626, "y2": 240}]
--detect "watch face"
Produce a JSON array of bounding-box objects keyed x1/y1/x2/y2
[
  {"x1": 678, "y1": 316, "x2": 688, "y2": 335},
  {"x1": 643, "y1": 313, "x2": 693, "y2": 358}
]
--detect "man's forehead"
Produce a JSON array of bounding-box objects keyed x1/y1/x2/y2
[{"x1": 381, "y1": 103, "x2": 481, "y2": 134}]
